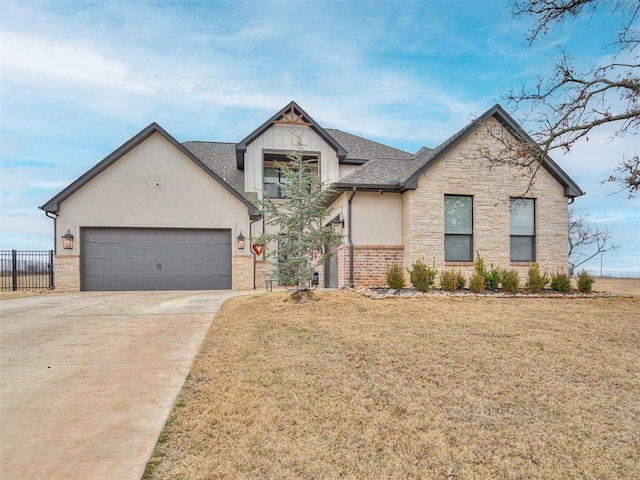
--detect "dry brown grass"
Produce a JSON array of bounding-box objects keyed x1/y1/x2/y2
[{"x1": 145, "y1": 290, "x2": 639, "y2": 479}]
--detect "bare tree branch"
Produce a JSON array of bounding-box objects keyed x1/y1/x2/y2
[
  {"x1": 506, "y1": 0, "x2": 639, "y2": 196},
  {"x1": 568, "y1": 206, "x2": 619, "y2": 275}
]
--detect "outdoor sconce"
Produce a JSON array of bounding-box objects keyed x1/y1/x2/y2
[
  {"x1": 331, "y1": 216, "x2": 345, "y2": 230},
  {"x1": 236, "y1": 231, "x2": 246, "y2": 250},
  {"x1": 62, "y1": 229, "x2": 75, "y2": 250}
]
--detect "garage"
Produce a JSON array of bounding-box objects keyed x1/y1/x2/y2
[{"x1": 81, "y1": 228, "x2": 231, "y2": 291}]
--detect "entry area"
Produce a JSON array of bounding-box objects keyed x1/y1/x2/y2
[{"x1": 81, "y1": 227, "x2": 231, "y2": 291}]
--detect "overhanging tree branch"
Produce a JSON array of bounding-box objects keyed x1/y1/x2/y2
[{"x1": 505, "y1": 0, "x2": 639, "y2": 196}]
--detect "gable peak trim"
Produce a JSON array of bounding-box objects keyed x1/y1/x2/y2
[
  {"x1": 273, "y1": 105, "x2": 314, "y2": 126},
  {"x1": 235, "y1": 101, "x2": 347, "y2": 169}
]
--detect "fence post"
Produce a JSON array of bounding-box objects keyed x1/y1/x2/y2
[
  {"x1": 11, "y1": 249, "x2": 17, "y2": 291},
  {"x1": 49, "y1": 250, "x2": 55, "y2": 289}
]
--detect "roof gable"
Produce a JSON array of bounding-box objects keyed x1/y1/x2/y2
[
  {"x1": 40, "y1": 123, "x2": 258, "y2": 214},
  {"x1": 235, "y1": 101, "x2": 347, "y2": 169},
  {"x1": 402, "y1": 104, "x2": 584, "y2": 198}
]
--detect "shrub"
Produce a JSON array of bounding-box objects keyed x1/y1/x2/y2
[
  {"x1": 469, "y1": 272, "x2": 486, "y2": 293},
  {"x1": 576, "y1": 270, "x2": 594, "y2": 293},
  {"x1": 386, "y1": 263, "x2": 405, "y2": 290},
  {"x1": 440, "y1": 269, "x2": 465, "y2": 292},
  {"x1": 407, "y1": 258, "x2": 437, "y2": 292},
  {"x1": 500, "y1": 268, "x2": 520, "y2": 293},
  {"x1": 472, "y1": 253, "x2": 500, "y2": 291},
  {"x1": 526, "y1": 262, "x2": 549, "y2": 293},
  {"x1": 485, "y1": 265, "x2": 501, "y2": 291},
  {"x1": 550, "y1": 270, "x2": 572, "y2": 293},
  {"x1": 474, "y1": 253, "x2": 486, "y2": 277}
]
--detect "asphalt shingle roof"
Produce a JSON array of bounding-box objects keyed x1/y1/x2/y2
[
  {"x1": 182, "y1": 104, "x2": 583, "y2": 199},
  {"x1": 184, "y1": 130, "x2": 421, "y2": 196},
  {"x1": 325, "y1": 129, "x2": 413, "y2": 163},
  {"x1": 336, "y1": 146, "x2": 432, "y2": 187},
  {"x1": 182, "y1": 141, "x2": 246, "y2": 194}
]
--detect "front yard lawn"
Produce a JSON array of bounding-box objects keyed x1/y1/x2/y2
[{"x1": 144, "y1": 290, "x2": 639, "y2": 479}]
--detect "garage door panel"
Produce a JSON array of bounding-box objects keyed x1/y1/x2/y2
[{"x1": 81, "y1": 228, "x2": 231, "y2": 291}]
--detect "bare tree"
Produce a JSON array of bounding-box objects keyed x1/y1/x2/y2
[
  {"x1": 506, "y1": 0, "x2": 639, "y2": 197},
  {"x1": 568, "y1": 206, "x2": 618, "y2": 276}
]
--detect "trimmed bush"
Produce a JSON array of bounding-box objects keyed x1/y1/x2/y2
[
  {"x1": 471, "y1": 253, "x2": 500, "y2": 291},
  {"x1": 386, "y1": 263, "x2": 405, "y2": 290},
  {"x1": 440, "y1": 269, "x2": 465, "y2": 292},
  {"x1": 407, "y1": 258, "x2": 437, "y2": 292},
  {"x1": 469, "y1": 272, "x2": 486, "y2": 293},
  {"x1": 526, "y1": 262, "x2": 549, "y2": 293},
  {"x1": 500, "y1": 268, "x2": 520, "y2": 293},
  {"x1": 457, "y1": 272, "x2": 466, "y2": 290},
  {"x1": 550, "y1": 270, "x2": 572, "y2": 293},
  {"x1": 485, "y1": 265, "x2": 501, "y2": 291},
  {"x1": 474, "y1": 254, "x2": 486, "y2": 277},
  {"x1": 576, "y1": 270, "x2": 594, "y2": 293}
]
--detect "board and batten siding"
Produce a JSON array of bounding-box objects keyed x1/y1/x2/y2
[{"x1": 244, "y1": 124, "x2": 340, "y2": 196}]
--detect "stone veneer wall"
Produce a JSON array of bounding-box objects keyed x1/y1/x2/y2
[
  {"x1": 254, "y1": 259, "x2": 269, "y2": 289},
  {"x1": 232, "y1": 255, "x2": 253, "y2": 290},
  {"x1": 337, "y1": 244, "x2": 404, "y2": 288},
  {"x1": 54, "y1": 255, "x2": 80, "y2": 292},
  {"x1": 402, "y1": 117, "x2": 569, "y2": 285}
]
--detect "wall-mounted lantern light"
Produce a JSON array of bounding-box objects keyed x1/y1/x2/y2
[
  {"x1": 62, "y1": 229, "x2": 75, "y2": 250},
  {"x1": 331, "y1": 215, "x2": 344, "y2": 230},
  {"x1": 236, "y1": 231, "x2": 246, "y2": 250}
]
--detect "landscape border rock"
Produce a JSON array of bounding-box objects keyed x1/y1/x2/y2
[{"x1": 357, "y1": 286, "x2": 624, "y2": 300}]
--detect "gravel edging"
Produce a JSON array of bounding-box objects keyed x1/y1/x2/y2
[{"x1": 357, "y1": 286, "x2": 625, "y2": 300}]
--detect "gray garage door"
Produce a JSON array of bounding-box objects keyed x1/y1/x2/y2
[{"x1": 81, "y1": 228, "x2": 231, "y2": 291}]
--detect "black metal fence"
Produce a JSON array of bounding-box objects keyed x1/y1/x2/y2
[{"x1": 0, "y1": 250, "x2": 54, "y2": 291}]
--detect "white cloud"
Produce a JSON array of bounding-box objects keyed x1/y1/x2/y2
[{"x1": 1, "y1": 32, "x2": 155, "y2": 94}]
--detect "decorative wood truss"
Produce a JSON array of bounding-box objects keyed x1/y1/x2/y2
[{"x1": 273, "y1": 106, "x2": 313, "y2": 126}]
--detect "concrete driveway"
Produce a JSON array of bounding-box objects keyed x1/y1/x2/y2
[{"x1": 0, "y1": 290, "x2": 247, "y2": 480}]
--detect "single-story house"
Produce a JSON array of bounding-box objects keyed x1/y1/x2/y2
[{"x1": 40, "y1": 101, "x2": 584, "y2": 291}]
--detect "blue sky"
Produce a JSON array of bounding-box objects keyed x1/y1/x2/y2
[{"x1": 1, "y1": 0, "x2": 638, "y2": 274}]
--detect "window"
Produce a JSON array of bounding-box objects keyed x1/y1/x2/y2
[
  {"x1": 510, "y1": 198, "x2": 535, "y2": 262},
  {"x1": 444, "y1": 195, "x2": 473, "y2": 262},
  {"x1": 263, "y1": 152, "x2": 318, "y2": 199},
  {"x1": 264, "y1": 166, "x2": 286, "y2": 198}
]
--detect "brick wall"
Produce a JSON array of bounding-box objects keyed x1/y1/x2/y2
[
  {"x1": 337, "y1": 244, "x2": 404, "y2": 287},
  {"x1": 54, "y1": 255, "x2": 80, "y2": 292}
]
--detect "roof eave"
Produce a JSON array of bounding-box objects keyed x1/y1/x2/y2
[
  {"x1": 40, "y1": 122, "x2": 258, "y2": 214},
  {"x1": 334, "y1": 182, "x2": 402, "y2": 192},
  {"x1": 403, "y1": 104, "x2": 584, "y2": 199},
  {"x1": 339, "y1": 158, "x2": 368, "y2": 165}
]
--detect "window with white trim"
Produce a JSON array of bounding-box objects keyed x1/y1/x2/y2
[
  {"x1": 444, "y1": 195, "x2": 473, "y2": 262},
  {"x1": 510, "y1": 198, "x2": 535, "y2": 262}
]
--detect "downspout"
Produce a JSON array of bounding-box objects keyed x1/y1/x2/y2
[
  {"x1": 45, "y1": 211, "x2": 57, "y2": 289},
  {"x1": 347, "y1": 187, "x2": 357, "y2": 288},
  {"x1": 45, "y1": 211, "x2": 57, "y2": 255}
]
